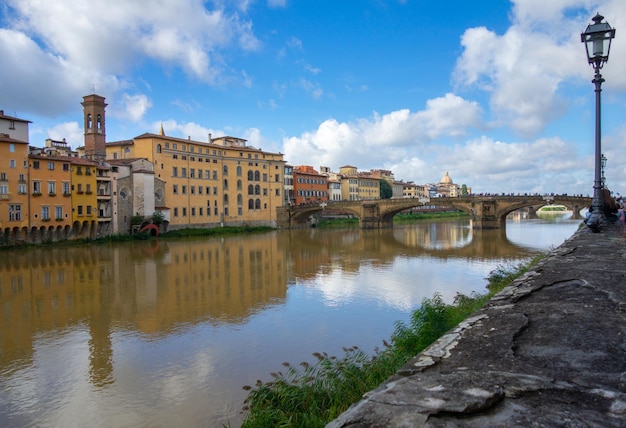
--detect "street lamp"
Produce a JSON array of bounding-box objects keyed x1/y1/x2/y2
[{"x1": 581, "y1": 13, "x2": 615, "y2": 232}]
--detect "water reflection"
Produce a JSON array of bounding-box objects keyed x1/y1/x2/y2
[{"x1": 0, "y1": 219, "x2": 579, "y2": 427}]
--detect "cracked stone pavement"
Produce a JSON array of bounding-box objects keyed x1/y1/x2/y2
[{"x1": 327, "y1": 224, "x2": 626, "y2": 427}]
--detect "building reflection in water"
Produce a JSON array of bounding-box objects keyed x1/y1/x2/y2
[
  {"x1": 0, "y1": 219, "x2": 580, "y2": 426},
  {"x1": 0, "y1": 233, "x2": 287, "y2": 387}
]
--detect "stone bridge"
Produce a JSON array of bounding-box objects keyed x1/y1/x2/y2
[{"x1": 276, "y1": 195, "x2": 591, "y2": 230}]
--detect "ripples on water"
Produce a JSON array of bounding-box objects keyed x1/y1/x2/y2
[{"x1": 0, "y1": 217, "x2": 580, "y2": 427}]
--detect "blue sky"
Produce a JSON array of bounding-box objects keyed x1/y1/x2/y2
[{"x1": 1, "y1": 0, "x2": 626, "y2": 195}]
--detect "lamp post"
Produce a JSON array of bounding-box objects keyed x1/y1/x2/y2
[{"x1": 581, "y1": 13, "x2": 615, "y2": 232}]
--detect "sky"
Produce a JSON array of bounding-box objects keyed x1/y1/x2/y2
[{"x1": 1, "y1": 0, "x2": 626, "y2": 195}]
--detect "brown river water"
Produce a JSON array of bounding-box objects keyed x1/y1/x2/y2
[{"x1": 0, "y1": 215, "x2": 580, "y2": 427}]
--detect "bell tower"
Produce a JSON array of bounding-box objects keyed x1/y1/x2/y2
[{"x1": 82, "y1": 94, "x2": 107, "y2": 161}]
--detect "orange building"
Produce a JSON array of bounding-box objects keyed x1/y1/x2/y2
[{"x1": 293, "y1": 165, "x2": 328, "y2": 205}]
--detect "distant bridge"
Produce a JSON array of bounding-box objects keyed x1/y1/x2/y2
[{"x1": 276, "y1": 195, "x2": 592, "y2": 230}]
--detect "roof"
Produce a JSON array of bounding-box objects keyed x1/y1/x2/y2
[
  {"x1": 0, "y1": 110, "x2": 31, "y2": 123},
  {"x1": 0, "y1": 133, "x2": 28, "y2": 144}
]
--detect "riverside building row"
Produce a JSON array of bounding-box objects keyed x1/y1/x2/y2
[{"x1": 0, "y1": 94, "x2": 467, "y2": 243}]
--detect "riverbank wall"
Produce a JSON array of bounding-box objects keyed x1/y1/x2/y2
[{"x1": 328, "y1": 222, "x2": 626, "y2": 427}]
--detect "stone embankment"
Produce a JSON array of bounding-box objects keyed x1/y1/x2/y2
[{"x1": 328, "y1": 223, "x2": 626, "y2": 427}]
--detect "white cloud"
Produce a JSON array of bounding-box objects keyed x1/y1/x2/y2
[
  {"x1": 118, "y1": 94, "x2": 153, "y2": 123},
  {"x1": 1, "y1": 0, "x2": 260, "y2": 115},
  {"x1": 452, "y1": 0, "x2": 626, "y2": 137},
  {"x1": 283, "y1": 93, "x2": 483, "y2": 172}
]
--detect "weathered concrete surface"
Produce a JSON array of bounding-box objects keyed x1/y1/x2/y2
[{"x1": 327, "y1": 224, "x2": 626, "y2": 427}]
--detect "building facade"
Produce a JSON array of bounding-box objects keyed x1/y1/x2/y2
[{"x1": 106, "y1": 131, "x2": 285, "y2": 229}]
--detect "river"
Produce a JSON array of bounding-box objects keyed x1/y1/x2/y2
[{"x1": 0, "y1": 215, "x2": 580, "y2": 427}]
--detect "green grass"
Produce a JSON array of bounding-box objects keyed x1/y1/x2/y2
[
  {"x1": 240, "y1": 254, "x2": 543, "y2": 428},
  {"x1": 160, "y1": 225, "x2": 273, "y2": 238},
  {"x1": 393, "y1": 211, "x2": 469, "y2": 223}
]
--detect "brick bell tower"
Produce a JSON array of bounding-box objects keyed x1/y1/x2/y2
[{"x1": 82, "y1": 94, "x2": 107, "y2": 161}]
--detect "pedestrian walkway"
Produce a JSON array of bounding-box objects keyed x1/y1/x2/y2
[{"x1": 328, "y1": 223, "x2": 626, "y2": 427}]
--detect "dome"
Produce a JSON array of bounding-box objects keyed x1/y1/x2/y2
[{"x1": 440, "y1": 172, "x2": 453, "y2": 184}]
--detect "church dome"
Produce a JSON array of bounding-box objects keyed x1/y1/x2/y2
[{"x1": 440, "y1": 172, "x2": 453, "y2": 184}]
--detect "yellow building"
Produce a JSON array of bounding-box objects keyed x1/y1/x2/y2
[
  {"x1": 28, "y1": 155, "x2": 73, "y2": 230},
  {"x1": 70, "y1": 158, "x2": 99, "y2": 228},
  {"x1": 0, "y1": 133, "x2": 30, "y2": 232},
  {"x1": 357, "y1": 172, "x2": 381, "y2": 200},
  {"x1": 339, "y1": 165, "x2": 359, "y2": 201},
  {"x1": 106, "y1": 131, "x2": 285, "y2": 230}
]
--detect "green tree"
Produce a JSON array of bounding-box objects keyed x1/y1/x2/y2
[
  {"x1": 380, "y1": 179, "x2": 393, "y2": 199},
  {"x1": 461, "y1": 184, "x2": 468, "y2": 196},
  {"x1": 152, "y1": 211, "x2": 165, "y2": 225}
]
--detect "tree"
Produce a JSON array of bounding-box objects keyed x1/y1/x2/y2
[
  {"x1": 380, "y1": 180, "x2": 393, "y2": 199},
  {"x1": 152, "y1": 211, "x2": 165, "y2": 225},
  {"x1": 461, "y1": 184, "x2": 468, "y2": 196}
]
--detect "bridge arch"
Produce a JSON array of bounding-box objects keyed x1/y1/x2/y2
[{"x1": 276, "y1": 196, "x2": 592, "y2": 230}]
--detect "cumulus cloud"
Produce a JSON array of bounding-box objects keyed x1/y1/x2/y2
[
  {"x1": 283, "y1": 93, "x2": 483, "y2": 171},
  {"x1": 453, "y1": 24, "x2": 581, "y2": 137},
  {"x1": 1, "y1": 0, "x2": 260, "y2": 116}
]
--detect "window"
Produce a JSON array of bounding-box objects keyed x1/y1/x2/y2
[
  {"x1": 182, "y1": 207, "x2": 187, "y2": 216},
  {"x1": 0, "y1": 184, "x2": 7, "y2": 194},
  {"x1": 199, "y1": 207, "x2": 203, "y2": 216},
  {"x1": 63, "y1": 182, "x2": 70, "y2": 195},
  {"x1": 182, "y1": 168, "x2": 187, "y2": 178},
  {"x1": 47, "y1": 182, "x2": 56, "y2": 195},
  {"x1": 237, "y1": 166, "x2": 242, "y2": 176},
  {"x1": 55, "y1": 206, "x2": 63, "y2": 219},
  {"x1": 86, "y1": 184, "x2": 92, "y2": 194},
  {"x1": 212, "y1": 171, "x2": 217, "y2": 179},
  {"x1": 237, "y1": 180, "x2": 242, "y2": 191},
  {"x1": 10, "y1": 159, "x2": 16, "y2": 168},
  {"x1": 223, "y1": 166, "x2": 228, "y2": 175},
  {"x1": 173, "y1": 185, "x2": 178, "y2": 194},
  {"x1": 48, "y1": 162, "x2": 55, "y2": 170},
  {"x1": 33, "y1": 181, "x2": 41, "y2": 194},
  {"x1": 42, "y1": 206, "x2": 50, "y2": 221},
  {"x1": 18, "y1": 184, "x2": 26, "y2": 194},
  {"x1": 190, "y1": 168, "x2": 195, "y2": 178},
  {"x1": 87, "y1": 206, "x2": 92, "y2": 216},
  {"x1": 18, "y1": 174, "x2": 25, "y2": 182},
  {"x1": 191, "y1": 207, "x2": 196, "y2": 216},
  {"x1": 205, "y1": 170, "x2": 210, "y2": 179},
  {"x1": 9, "y1": 204, "x2": 21, "y2": 221},
  {"x1": 0, "y1": 173, "x2": 5, "y2": 181},
  {"x1": 157, "y1": 144, "x2": 162, "y2": 153},
  {"x1": 198, "y1": 187, "x2": 203, "y2": 195},
  {"x1": 223, "y1": 179, "x2": 228, "y2": 189},
  {"x1": 173, "y1": 166, "x2": 178, "y2": 177},
  {"x1": 182, "y1": 185, "x2": 187, "y2": 195},
  {"x1": 9, "y1": 143, "x2": 15, "y2": 152},
  {"x1": 63, "y1": 163, "x2": 70, "y2": 171},
  {"x1": 174, "y1": 207, "x2": 179, "y2": 217},
  {"x1": 77, "y1": 206, "x2": 83, "y2": 215},
  {"x1": 32, "y1": 161, "x2": 40, "y2": 169}
]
